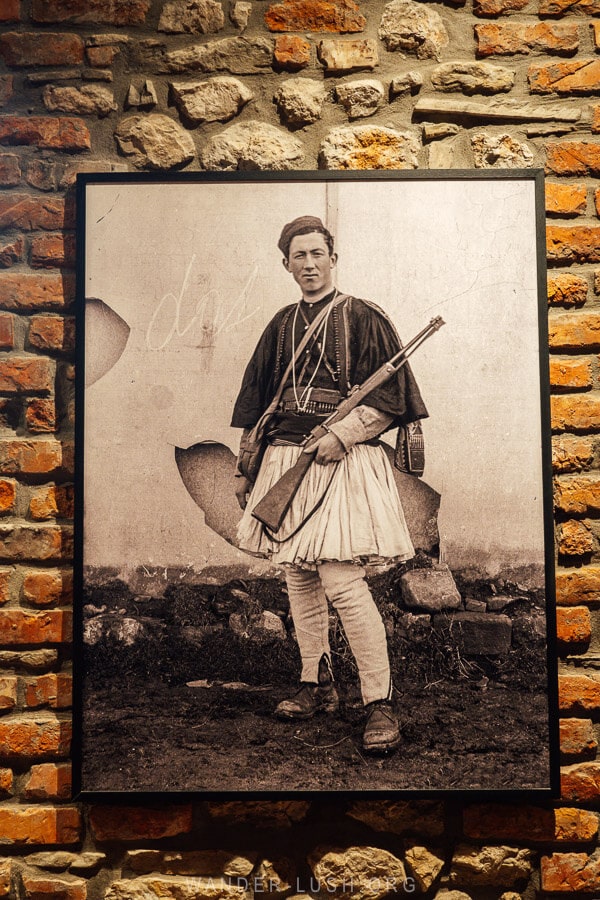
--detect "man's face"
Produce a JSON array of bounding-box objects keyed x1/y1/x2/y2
[{"x1": 283, "y1": 232, "x2": 337, "y2": 300}]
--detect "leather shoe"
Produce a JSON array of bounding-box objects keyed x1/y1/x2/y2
[
  {"x1": 275, "y1": 682, "x2": 339, "y2": 720},
  {"x1": 362, "y1": 700, "x2": 401, "y2": 753}
]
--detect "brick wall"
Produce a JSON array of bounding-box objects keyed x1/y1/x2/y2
[{"x1": 1, "y1": 0, "x2": 600, "y2": 896}]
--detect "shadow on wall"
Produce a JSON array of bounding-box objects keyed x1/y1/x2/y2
[{"x1": 175, "y1": 441, "x2": 441, "y2": 555}]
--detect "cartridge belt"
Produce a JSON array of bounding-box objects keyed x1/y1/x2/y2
[{"x1": 279, "y1": 387, "x2": 342, "y2": 416}]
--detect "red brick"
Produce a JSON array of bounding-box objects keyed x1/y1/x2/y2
[
  {"x1": 530, "y1": 59, "x2": 600, "y2": 94},
  {"x1": 594, "y1": 188, "x2": 600, "y2": 218},
  {"x1": 0, "y1": 768, "x2": 13, "y2": 797},
  {"x1": 0, "y1": 195, "x2": 70, "y2": 231},
  {"x1": 22, "y1": 570, "x2": 71, "y2": 608},
  {"x1": 24, "y1": 762, "x2": 71, "y2": 801},
  {"x1": 552, "y1": 393, "x2": 600, "y2": 430},
  {"x1": 476, "y1": 22, "x2": 578, "y2": 57},
  {"x1": 548, "y1": 273, "x2": 588, "y2": 307},
  {"x1": 0, "y1": 609, "x2": 71, "y2": 644},
  {"x1": 30, "y1": 234, "x2": 76, "y2": 269},
  {"x1": 0, "y1": 569, "x2": 12, "y2": 605},
  {"x1": 0, "y1": 525, "x2": 72, "y2": 561},
  {"x1": 29, "y1": 485, "x2": 73, "y2": 520},
  {"x1": 0, "y1": 805, "x2": 80, "y2": 844},
  {"x1": 0, "y1": 153, "x2": 20, "y2": 186},
  {"x1": 0, "y1": 274, "x2": 74, "y2": 311},
  {"x1": 547, "y1": 141, "x2": 600, "y2": 176},
  {"x1": 549, "y1": 357, "x2": 592, "y2": 388},
  {"x1": 25, "y1": 673, "x2": 72, "y2": 710},
  {"x1": 26, "y1": 400, "x2": 57, "y2": 435},
  {"x1": 0, "y1": 676, "x2": 17, "y2": 710},
  {"x1": 0, "y1": 117, "x2": 90, "y2": 151},
  {"x1": 274, "y1": 35, "x2": 311, "y2": 69},
  {"x1": 86, "y1": 46, "x2": 120, "y2": 67},
  {"x1": 556, "y1": 605, "x2": 591, "y2": 644},
  {"x1": 0, "y1": 32, "x2": 83, "y2": 68},
  {"x1": 0, "y1": 716, "x2": 71, "y2": 759},
  {"x1": 463, "y1": 803, "x2": 597, "y2": 841},
  {"x1": 28, "y1": 316, "x2": 75, "y2": 353},
  {"x1": 0, "y1": 237, "x2": 24, "y2": 268},
  {"x1": 555, "y1": 475, "x2": 600, "y2": 514},
  {"x1": 0, "y1": 358, "x2": 55, "y2": 394},
  {"x1": 0, "y1": 480, "x2": 16, "y2": 515},
  {"x1": 0, "y1": 315, "x2": 13, "y2": 351},
  {"x1": 561, "y1": 763, "x2": 600, "y2": 803},
  {"x1": 0, "y1": 1, "x2": 20, "y2": 23},
  {"x1": 0, "y1": 76, "x2": 13, "y2": 110},
  {"x1": 20, "y1": 874, "x2": 85, "y2": 900},
  {"x1": 265, "y1": 0, "x2": 365, "y2": 31},
  {"x1": 32, "y1": 0, "x2": 150, "y2": 25},
  {"x1": 547, "y1": 225, "x2": 600, "y2": 262},
  {"x1": 560, "y1": 718, "x2": 598, "y2": 758},
  {"x1": 557, "y1": 567, "x2": 600, "y2": 604},
  {"x1": 559, "y1": 673, "x2": 600, "y2": 711},
  {"x1": 559, "y1": 520, "x2": 594, "y2": 555},
  {"x1": 546, "y1": 183, "x2": 587, "y2": 217},
  {"x1": 89, "y1": 806, "x2": 194, "y2": 841}
]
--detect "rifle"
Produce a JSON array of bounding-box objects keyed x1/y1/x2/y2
[{"x1": 251, "y1": 315, "x2": 445, "y2": 534}]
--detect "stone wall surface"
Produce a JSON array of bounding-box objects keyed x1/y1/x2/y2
[{"x1": 1, "y1": 0, "x2": 600, "y2": 896}]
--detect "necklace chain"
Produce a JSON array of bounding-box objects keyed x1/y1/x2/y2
[{"x1": 291, "y1": 294, "x2": 336, "y2": 412}]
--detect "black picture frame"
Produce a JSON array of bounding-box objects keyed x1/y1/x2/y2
[{"x1": 73, "y1": 170, "x2": 559, "y2": 799}]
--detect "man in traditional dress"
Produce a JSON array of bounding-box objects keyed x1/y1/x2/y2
[{"x1": 231, "y1": 216, "x2": 428, "y2": 753}]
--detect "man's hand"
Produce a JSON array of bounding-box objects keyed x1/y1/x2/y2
[
  {"x1": 235, "y1": 475, "x2": 252, "y2": 510},
  {"x1": 304, "y1": 431, "x2": 347, "y2": 465}
]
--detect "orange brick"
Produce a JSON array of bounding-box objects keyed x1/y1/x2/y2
[
  {"x1": 0, "y1": 274, "x2": 74, "y2": 312},
  {"x1": 22, "y1": 570, "x2": 70, "y2": 608},
  {"x1": 541, "y1": 0, "x2": 600, "y2": 12},
  {"x1": 0, "y1": 525, "x2": 70, "y2": 562},
  {"x1": 89, "y1": 806, "x2": 193, "y2": 841},
  {"x1": 0, "y1": 357, "x2": 55, "y2": 394},
  {"x1": 549, "y1": 313, "x2": 600, "y2": 349},
  {"x1": 474, "y1": 0, "x2": 527, "y2": 12},
  {"x1": 531, "y1": 59, "x2": 600, "y2": 95},
  {"x1": 560, "y1": 718, "x2": 598, "y2": 758},
  {"x1": 0, "y1": 1, "x2": 20, "y2": 23},
  {"x1": 556, "y1": 567, "x2": 600, "y2": 604},
  {"x1": 0, "y1": 195, "x2": 69, "y2": 231},
  {"x1": 559, "y1": 520, "x2": 594, "y2": 555},
  {"x1": 0, "y1": 569, "x2": 12, "y2": 605},
  {"x1": 24, "y1": 762, "x2": 71, "y2": 801},
  {"x1": 556, "y1": 605, "x2": 591, "y2": 644},
  {"x1": 561, "y1": 762, "x2": 600, "y2": 803},
  {"x1": 559, "y1": 673, "x2": 600, "y2": 711},
  {"x1": 25, "y1": 673, "x2": 72, "y2": 709},
  {"x1": 265, "y1": 0, "x2": 365, "y2": 32},
  {"x1": 0, "y1": 440, "x2": 64, "y2": 475},
  {"x1": 546, "y1": 183, "x2": 587, "y2": 216},
  {"x1": 0, "y1": 768, "x2": 13, "y2": 797},
  {"x1": 0, "y1": 716, "x2": 71, "y2": 758},
  {"x1": 0, "y1": 480, "x2": 16, "y2": 515},
  {"x1": 476, "y1": 22, "x2": 578, "y2": 57},
  {"x1": 0, "y1": 805, "x2": 80, "y2": 844},
  {"x1": 551, "y1": 394, "x2": 600, "y2": 431},
  {"x1": 542, "y1": 852, "x2": 600, "y2": 891},
  {"x1": 0, "y1": 609, "x2": 71, "y2": 644},
  {"x1": 0, "y1": 676, "x2": 17, "y2": 710},
  {"x1": 547, "y1": 140, "x2": 600, "y2": 176},
  {"x1": 0, "y1": 117, "x2": 90, "y2": 151},
  {"x1": 555, "y1": 476, "x2": 600, "y2": 514},
  {"x1": 549, "y1": 357, "x2": 592, "y2": 388},
  {"x1": 21, "y1": 874, "x2": 86, "y2": 900},
  {"x1": 0, "y1": 32, "x2": 83, "y2": 67},
  {"x1": 86, "y1": 45, "x2": 120, "y2": 67},
  {"x1": 28, "y1": 316, "x2": 75, "y2": 353},
  {"x1": 0, "y1": 315, "x2": 14, "y2": 351},
  {"x1": 274, "y1": 35, "x2": 311, "y2": 69},
  {"x1": 30, "y1": 234, "x2": 76, "y2": 269},
  {"x1": 547, "y1": 225, "x2": 600, "y2": 262},
  {"x1": 463, "y1": 803, "x2": 597, "y2": 841},
  {"x1": 26, "y1": 399, "x2": 57, "y2": 434}
]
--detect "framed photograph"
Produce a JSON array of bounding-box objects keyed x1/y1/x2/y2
[{"x1": 74, "y1": 170, "x2": 559, "y2": 797}]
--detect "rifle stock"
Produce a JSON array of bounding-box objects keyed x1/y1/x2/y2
[{"x1": 250, "y1": 315, "x2": 444, "y2": 535}]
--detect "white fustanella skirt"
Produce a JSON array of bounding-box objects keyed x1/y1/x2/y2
[{"x1": 237, "y1": 442, "x2": 415, "y2": 570}]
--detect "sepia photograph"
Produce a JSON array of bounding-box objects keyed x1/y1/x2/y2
[{"x1": 74, "y1": 171, "x2": 558, "y2": 796}]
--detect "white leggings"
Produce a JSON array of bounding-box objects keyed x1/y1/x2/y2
[{"x1": 285, "y1": 561, "x2": 392, "y2": 706}]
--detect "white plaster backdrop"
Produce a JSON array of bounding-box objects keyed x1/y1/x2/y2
[{"x1": 83, "y1": 176, "x2": 546, "y2": 584}]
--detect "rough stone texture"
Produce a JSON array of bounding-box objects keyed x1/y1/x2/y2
[
  {"x1": 401, "y1": 566, "x2": 461, "y2": 612},
  {"x1": 274, "y1": 36, "x2": 311, "y2": 69},
  {"x1": 114, "y1": 115, "x2": 195, "y2": 170},
  {"x1": 546, "y1": 183, "x2": 587, "y2": 216},
  {"x1": 404, "y1": 846, "x2": 444, "y2": 892},
  {"x1": 230, "y1": 2, "x2": 252, "y2": 29},
  {"x1": 471, "y1": 133, "x2": 534, "y2": 167},
  {"x1": 274, "y1": 77, "x2": 328, "y2": 125},
  {"x1": 20, "y1": 873, "x2": 86, "y2": 900},
  {"x1": 31, "y1": 0, "x2": 150, "y2": 24},
  {"x1": 200, "y1": 121, "x2": 304, "y2": 170},
  {"x1": 170, "y1": 78, "x2": 253, "y2": 125},
  {"x1": 432, "y1": 62, "x2": 515, "y2": 94},
  {"x1": 476, "y1": 22, "x2": 579, "y2": 57},
  {"x1": 89, "y1": 807, "x2": 193, "y2": 841},
  {"x1": 379, "y1": 0, "x2": 448, "y2": 60},
  {"x1": 309, "y1": 846, "x2": 406, "y2": 900},
  {"x1": 529, "y1": 59, "x2": 600, "y2": 94},
  {"x1": 319, "y1": 124, "x2": 419, "y2": 169},
  {"x1": 42, "y1": 85, "x2": 116, "y2": 117},
  {"x1": 540, "y1": 0, "x2": 600, "y2": 12},
  {"x1": 435, "y1": 612, "x2": 512, "y2": 655},
  {"x1": 106, "y1": 878, "x2": 244, "y2": 900},
  {"x1": 450, "y1": 845, "x2": 535, "y2": 887},
  {"x1": 0, "y1": 77, "x2": 14, "y2": 108},
  {"x1": 127, "y1": 850, "x2": 257, "y2": 876},
  {"x1": 158, "y1": 0, "x2": 225, "y2": 34},
  {"x1": 346, "y1": 802, "x2": 444, "y2": 837},
  {"x1": 163, "y1": 37, "x2": 273, "y2": 74},
  {"x1": 474, "y1": 0, "x2": 527, "y2": 11},
  {"x1": 541, "y1": 851, "x2": 600, "y2": 891},
  {"x1": 317, "y1": 39, "x2": 378, "y2": 72},
  {"x1": 253, "y1": 858, "x2": 295, "y2": 895},
  {"x1": 336, "y1": 79, "x2": 385, "y2": 118},
  {"x1": 390, "y1": 71, "x2": 423, "y2": 95},
  {"x1": 562, "y1": 764, "x2": 600, "y2": 802},
  {"x1": 560, "y1": 718, "x2": 598, "y2": 759},
  {"x1": 265, "y1": 0, "x2": 366, "y2": 33}
]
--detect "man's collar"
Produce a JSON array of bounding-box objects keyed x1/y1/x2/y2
[{"x1": 300, "y1": 287, "x2": 337, "y2": 307}]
